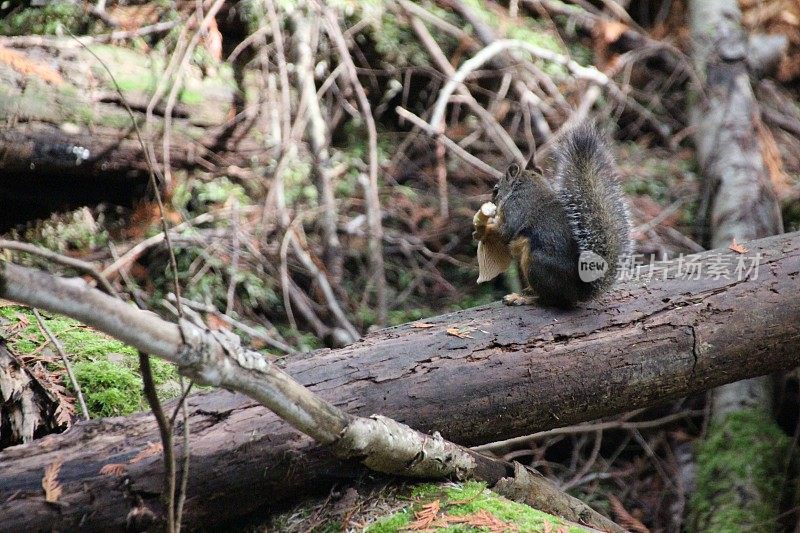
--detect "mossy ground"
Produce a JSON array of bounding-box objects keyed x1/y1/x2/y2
[
  {"x1": 368, "y1": 481, "x2": 585, "y2": 532},
  {"x1": 689, "y1": 409, "x2": 794, "y2": 532},
  {"x1": 0, "y1": 304, "x2": 180, "y2": 418},
  {"x1": 266, "y1": 480, "x2": 587, "y2": 532}
]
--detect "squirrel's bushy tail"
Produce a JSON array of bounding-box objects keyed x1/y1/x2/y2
[{"x1": 555, "y1": 124, "x2": 631, "y2": 294}]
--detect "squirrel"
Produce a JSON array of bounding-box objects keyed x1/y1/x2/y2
[{"x1": 473, "y1": 124, "x2": 631, "y2": 308}]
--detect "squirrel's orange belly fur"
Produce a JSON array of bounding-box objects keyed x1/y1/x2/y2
[{"x1": 509, "y1": 236, "x2": 532, "y2": 288}]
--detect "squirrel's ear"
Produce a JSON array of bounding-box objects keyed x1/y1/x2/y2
[
  {"x1": 524, "y1": 139, "x2": 543, "y2": 174},
  {"x1": 507, "y1": 162, "x2": 521, "y2": 178},
  {"x1": 525, "y1": 154, "x2": 543, "y2": 175}
]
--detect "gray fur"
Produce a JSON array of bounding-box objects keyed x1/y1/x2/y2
[
  {"x1": 492, "y1": 124, "x2": 631, "y2": 306},
  {"x1": 555, "y1": 124, "x2": 632, "y2": 295}
]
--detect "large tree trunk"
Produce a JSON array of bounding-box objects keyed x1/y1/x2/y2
[
  {"x1": 0, "y1": 231, "x2": 798, "y2": 531},
  {"x1": 0, "y1": 37, "x2": 274, "y2": 229},
  {"x1": 687, "y1": 0, "x2": 789, "y2": 529}
]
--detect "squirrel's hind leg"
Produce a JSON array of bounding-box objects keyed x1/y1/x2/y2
[{"x1": 502, "y1": 293, "x2": 538, "y2": 306}]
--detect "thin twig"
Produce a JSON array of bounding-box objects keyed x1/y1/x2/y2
[
  {"x1": 265, "y1": 0, "x2": 293, "y2": 227},
  {"x1": 293, "y1": 9, "x2": 344, "y2": 286},
  {"x1": 473, "y1": 410, "x2": 704, "y2": 452},
  {"x1": 560, "y1": 429, "x2": 603, "y2": 491},
  {"x1": 406, "y1": 13, "x2": 525, "y2": 166},
  {"x1": 279, "y1": 219, "x2": 299, "y2": 333},
  {"x1": 169, "y1": 381, "x2": 195, "y2": 428},
  {"x1": 71, "y1": 31, "x2": 190, "y2": 531},
  {"x1": 101, "y1": 213, "x2": 215, "y2": 278},
  {"x1": 633, "y1": 195, "x2": 688, "y2": 235},
  {"x1": 441, "y1": 0, "x2": 560, "y2": 136},
  {"x1": 226, "y1": 23, "x2": 271, "y2": 63},
  {"x1": 287, "y1": 281, "x2": 330, "y2": 340},
  {"x1": 144, "y1": 18, "x2": 191, "y2": 174},
  {"x1": 225, "y1": 201, "x2": 241, "y2": 316},
  {"x1": 290, "y1": 227, "x2": 359, "y2": 342},
  {"x1": 175, "y1": 377, "x2": 191, "y2": 532},
  {"x1": 395, "y1": 107, "x2": 503, "y2": 179},
  {"x1": 32, "y1": 309, "x2": 89, "y2": 421}
]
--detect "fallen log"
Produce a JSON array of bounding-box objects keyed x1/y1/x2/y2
[
  {"x1": 0, "y1": 38, "x2": 273, "y2": 229},
  {"x1": 0, "y1": 231, "x2": 799, "y2": 531}
]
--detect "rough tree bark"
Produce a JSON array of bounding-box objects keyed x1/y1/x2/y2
[
  {"x1": 0, "y1": 340, "x2": 64, "y2": 447},
  {"x1": 0, "y1": 231, "x2": 798, "y2": 531},
  {"x1": 0, "y1": 38, "x2": 272, "y2": 228}
]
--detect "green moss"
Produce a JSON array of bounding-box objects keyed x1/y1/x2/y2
[
  {"x1": 334, "y1": 171, "x2": 359, "y2": 198},
  {"x1": 111, "y1": 76, "x2": 155, "y2": 94},
  {"x1": 568, "y1": 41, "x2": 594, "y2": 68},
  {"x1": 0, "y1": 305, "x2": 129, "y2": 358},
  {"x1": 368, "y1": 509, "x2": 413, "y2": 533},
  {"x1": 0, "y1": 85, "x2": 13, "y2": 118},
  {"x1": 689, "y1": 409, "x2": 793, "y2": 532},
  {"x1": 386, "y1": 293, "x2": 495, "y2": 327},
  {"x1": 98, "y1": 109, "x2": 142, "y2": 129},
  {"x1": 7, "y1": 75, "x2": 95, "y2": 127},
  {"x1": 16, "y1": 78, "x2": 57, "y2": 121},
  {"x1": 88, "y1": 44, "x2": 162, "y2": 89},
  {"x1": 1, "y1": 49, "x2": 151, "y2": 129},
  {"x1": 179, "y1": 89, "x2": 203, "y2": 106},
  {"x1": 0, "y1": 2, "x2": 83, "y2": 36},
  {"x1": 368, "y1": 482, "x2": 584, "y2": 532},
  {"x1": 369, "y1": 12, "x2": 429, "y2": 67},
  {"x1": 73, "y1": 360, "x2": 142, "y2": 417},
  {"x1": 21, "y1": 209, "x2": 109, "y2": 254},
  {"x1": 280, "y1": 159, "x2": 316, "y2": 205},
  {"x1": 505, "y1": 20, "x2": 563, "y2": 54},
  {"x1": 275, "y1": 326, "x2": 323, "y2": 353},
  {"x1": 85, "y1": 42, "x2": 233, "y2": 123},
  {"x1": 448, "y1": 291, "x2": 496, "y2": 312},
  {"x1": 0, "y1": 305, "x2": 180, "y2": 418},
  {"x1": 174, "y1": 176, "x2": 251, "y2": 212},
  {"x1": 388, "y1": 307, "x2": 433, "y2": 326}
]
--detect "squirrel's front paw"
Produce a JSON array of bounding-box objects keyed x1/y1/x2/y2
[{"x1": 503, "y1": 293, "x2": 538, "y2": 306}]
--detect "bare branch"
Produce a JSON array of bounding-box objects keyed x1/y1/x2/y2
[
  {"x1": 139, "y1": 351, "x2": 177, "y2": 532},
  {"x1": 293, "y1": 10, "x2": 344, "y2": 285},
  {"x1": 0, "y1": 239, "x2": 116, "y2": 296},
  {"x1": 324, "y1": 9, "x2": 388, "y2": 326}
]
